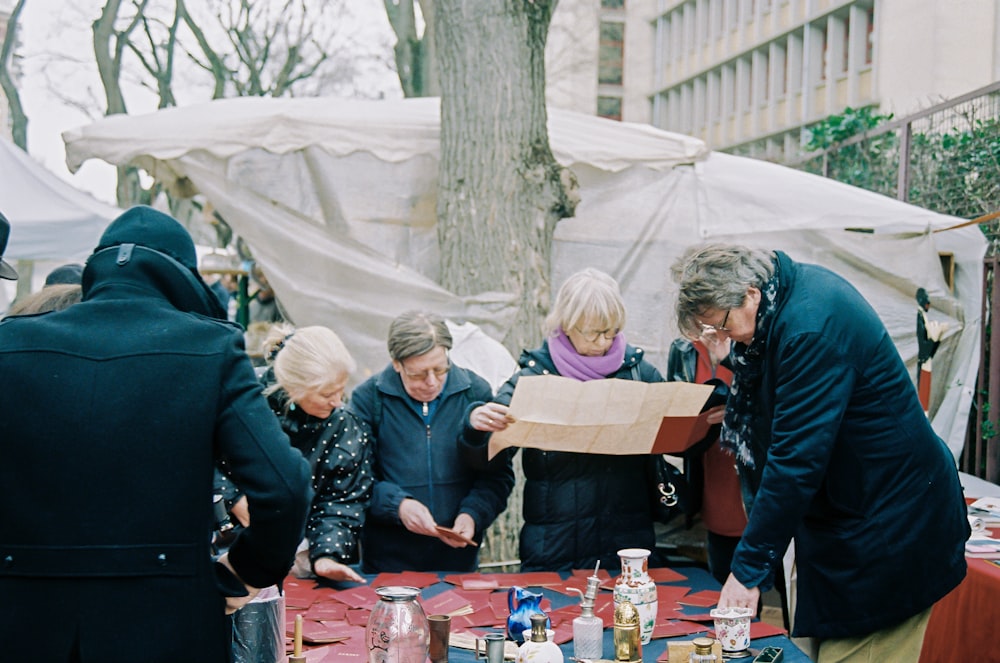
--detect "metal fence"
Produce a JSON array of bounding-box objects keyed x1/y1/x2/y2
[{"x1": 789, "y1": 81, "x2": 1000, "y2": 484}]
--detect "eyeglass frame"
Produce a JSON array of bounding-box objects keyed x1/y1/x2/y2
[
  {"x1": 398, "y1": 354, "x2": 452, "y2": 381},
  {"x1": 572, "y1": 326, "x2": 620, "y2": 343},
  {"x1": 699, "y1": 309, "x2": 731, "y2": 333}
]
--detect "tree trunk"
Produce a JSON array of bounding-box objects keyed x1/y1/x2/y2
[
  {"x1": 436, "y1": 0, "x2": 576, "y2": 355},
  {"x1": 434, "y1": 0, "x2": 577, "y2": 568},
  {"x1": 0, "y1": 0, "x2": 28, "y2": 150}
]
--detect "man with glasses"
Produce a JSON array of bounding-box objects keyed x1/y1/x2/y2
[
  {"x1": 349, "y1": 310, "x2": 515, "y2": 572},
  {"x1": 671, "y1": 243, "x2": 967, "y2": 663}
]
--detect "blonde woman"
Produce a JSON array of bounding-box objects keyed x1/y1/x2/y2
[
  {"x1": 462, "y1": 268, "x2": 665, "y2": 572},
  {"x1": 218, "y1": 323, "x2": 372, "y2": 583}
]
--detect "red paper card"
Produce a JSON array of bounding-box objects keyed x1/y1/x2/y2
[
  {"x1": 450, "y1": 588, "x2": 493, "y2": 612},
  {"x1": 652, "y1": 619, "x2": 710, "y2": 639},
  {"x1": 656, "y1": 584, "x2": 693, "y2": 607},
  {"x1": 648, "y1": 567, "x2": 688, "y2": 583},
  {"x1": 451, "y1": 606, "x2": 506, "y2": 629},
  {"x1": 491, "y1": 572, "x2": 564, "y2": 587},
  {"x1": 345, "y1": 608, "x2": 371, "y2": 626},
  {"x1": 420, "y1": 589, "x2": 472, "y2": 616},
  {"x1": 551, "y1": 622, "x2": 575, "y2": 645},
  {"x1": 333, "y1": 585, "x2": 380, "y2": 609},
  {"x1": 303, "y1": 601, "x2": 348, "y2": 621},
  {"x1": 677, "y1": 589, "x2": 720, "y2": 607},
  {"x1": 435, "y1": 525, "x2": 479, "y2": 547},
  {"x1": 371, "y1": 571, "x2": 439, "y2": 589}
]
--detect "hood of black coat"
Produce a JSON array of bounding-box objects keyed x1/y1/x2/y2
[{"x1": 81, "y1": 205, "x2": 226, "y2": 320}]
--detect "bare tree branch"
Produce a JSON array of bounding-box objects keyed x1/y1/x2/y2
[{"x1": 0, "y1": 0, "x2": 28, "y2": 149}]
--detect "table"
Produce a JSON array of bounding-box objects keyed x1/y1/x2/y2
[
  {"x1": 919, "y1": 557, "x2": 1000, "y2": 663},
  {"x1": 280, "y1": 566, "x2": 810, "y2": 662}
]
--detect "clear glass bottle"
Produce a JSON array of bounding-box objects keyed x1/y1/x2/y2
[
  {"x1": 689, "y1": 636, "x2": 718, "y2": 662},
  {"x1": 366, "y1": 585, "x2": 429, "y2": 663},
  {"x1": 570, "y1": 564, "x2": 604, "y2": 660}
]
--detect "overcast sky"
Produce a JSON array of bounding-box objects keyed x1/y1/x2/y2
[{"x1": 11, "y1": 0, "x2": 401, "y2": 204}]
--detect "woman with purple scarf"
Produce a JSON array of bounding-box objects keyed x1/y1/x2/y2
[{"x1": 459, "y1": 268, "x2": 665, "y2": 571}]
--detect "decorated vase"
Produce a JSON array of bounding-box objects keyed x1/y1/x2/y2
[{"x1": 613, "y1": 548, "x2": 658, "y2": 645}]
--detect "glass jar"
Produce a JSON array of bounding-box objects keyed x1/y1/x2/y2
[
  {"x1": 366, "y1": 586, "x2": 429, "y2": 663},
  {"x1": 689, "y1": 636, "x2": 718, "y2": 661}
]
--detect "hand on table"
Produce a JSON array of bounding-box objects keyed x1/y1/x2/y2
[
  {"x1": 399, "y1": 498, "x2": 438, "y2": 537},
  {"x1": 470, "y1": 403, "x2": 514, "y2": 433},
  {"x1": 718, "y1": 573, "x2": 759, "y2": 616},
  {"x1": 313, "y1": 557, "x2": 366, "y2": 583}
]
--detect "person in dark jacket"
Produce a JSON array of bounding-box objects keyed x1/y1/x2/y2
[
  {"x1": 0, "y1": 210, "x2": 17, "y2": 281},
  {"x1": 666, "y1": 334, "x2": 746, "y2": 585},
  {"x1": 217, "y1": 323, "x2": 373, "y2": 583},
  {"x1": 0, "y1": 206, "x2": 312, "y2": 663},
  {"x1": 462, "y1": 268, "x2": 665, "y2": 572},
  {"x1": 671, "y1": 243, "x2": 968, "y2": 662},
  {"x1": 349, "y1": 311, "x2": 514, "y2": 573}
]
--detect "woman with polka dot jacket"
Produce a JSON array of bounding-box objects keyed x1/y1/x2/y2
[{"x1": 216, "y1": 323, "x2": 373, "y2": 583}]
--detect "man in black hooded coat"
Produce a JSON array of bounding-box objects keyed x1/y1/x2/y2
[{"x1": 0, "y1": 206, "x2": 312, "y2": 662}]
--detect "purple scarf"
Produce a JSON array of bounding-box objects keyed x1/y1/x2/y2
[{"x1": 549, "y1": 329, "x2": 627, "y2": 381}]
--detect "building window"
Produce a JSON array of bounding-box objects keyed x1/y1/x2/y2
[
  {"x1": 598, "y1": 96, "x2": 623, "y2": 121},
  {"x1": 599, "y1": 21, "x2": 625, "y2": 85},
  {"x1": 601, "y1": 0, "x2": 625, "y2": 7}
]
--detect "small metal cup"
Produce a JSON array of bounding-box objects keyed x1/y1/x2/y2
[
  {"x1": 428, "y1": 614, "x2": 452, "y2": 663},
  {"x1": 475, "y1": 632, "x2": 506, "y2": 663}
]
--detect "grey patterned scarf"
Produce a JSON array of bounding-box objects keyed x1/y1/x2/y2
[{"x1": 720, "y1": 257, "x2": 781, "y2": 469}]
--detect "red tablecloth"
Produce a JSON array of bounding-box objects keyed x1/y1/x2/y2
[{"x1": 919, "y1": 557, "x2": 1000, "y2": 663}]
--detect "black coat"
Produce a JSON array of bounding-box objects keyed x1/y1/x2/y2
[
  {"x1": 461, "y1": 340, "x2": 664, "y2": 572},
  {"x1": 349, "y1": 364, "x2": 514, "y2": 573},
  {"x1": 0, "y1": 232, "x2": 312, "y2": 662},
  {"x1": 731, "y1": 252, "x2": 967, "y2": 638}
]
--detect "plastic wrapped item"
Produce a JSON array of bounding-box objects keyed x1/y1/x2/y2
[{"x1": 232, "y1": 585, "x2": 285, "y2": 663}]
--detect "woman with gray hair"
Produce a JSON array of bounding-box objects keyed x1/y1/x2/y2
[
  {"x1": 461, "y1": 267, "x2": 665, "y2": 572},
  {"x1": 671, "y1": 243, "x2": 967, "y2": 662},
  {"x1": 348, "y1": 311, "x2": 515, "y2": 572},
  {"x1": 216, "y1": 323, "x2": 373, "y2": 583}
]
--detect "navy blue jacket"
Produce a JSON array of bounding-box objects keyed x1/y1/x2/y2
[
  {"x1": 349, "y1": 363, "x2": 514, "y2": 572},
  {"x1": 461, "y1": 340, "x2": 664, "y2": 572},
  {"x1": 732, "y1": 252, "x2": 968, "y2": 638}
]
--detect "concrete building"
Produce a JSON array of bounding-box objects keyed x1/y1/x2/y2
[{"x1": 548, "y1": 0, "x2": 1000, "y2": 162}]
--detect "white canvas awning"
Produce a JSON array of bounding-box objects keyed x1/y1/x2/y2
[{"x1": 64, "y1": 96, "x2": 986, "y2": 457}]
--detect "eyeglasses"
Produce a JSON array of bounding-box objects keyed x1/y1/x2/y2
[
  {"x1": 573, "y1": 326, "x2": 620, "y2": 343},
  {"x1": 400, "y1": 359, "x2": 451, "y2": 382},
  {"x1": 700, "y1": 309, "x2": 731, "y2": 333}
]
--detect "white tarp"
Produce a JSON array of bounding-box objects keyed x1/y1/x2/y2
[
  {"x1": 1, "y1": 138, "x2": 118, "y2": 262},
  {"x1": 63, "y1": 96, "x2": 987, "y2": 457}
]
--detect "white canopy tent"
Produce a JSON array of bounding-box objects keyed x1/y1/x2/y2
[
  {"x1": 64, "y1": 96, "x2": 986, "y2": 457},
  {"x1": 0, "y1": 138, "x2": 119, "y2": 303}
]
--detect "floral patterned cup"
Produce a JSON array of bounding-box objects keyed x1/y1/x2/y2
[{"x1": 709, "y1": 606, "x2": 753, "y2": 652}]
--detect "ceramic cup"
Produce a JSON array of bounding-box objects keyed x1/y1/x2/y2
[
  {"x1": 709, "y1": 606, "x2": 753, "y2": 652},
  {"x1": 428, "y1": 614, "x2": 451, "y2": 663}
]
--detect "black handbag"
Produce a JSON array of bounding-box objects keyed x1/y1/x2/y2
[{"x1": 650, "y1": 454, "x2": 693, "y2": 525}]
